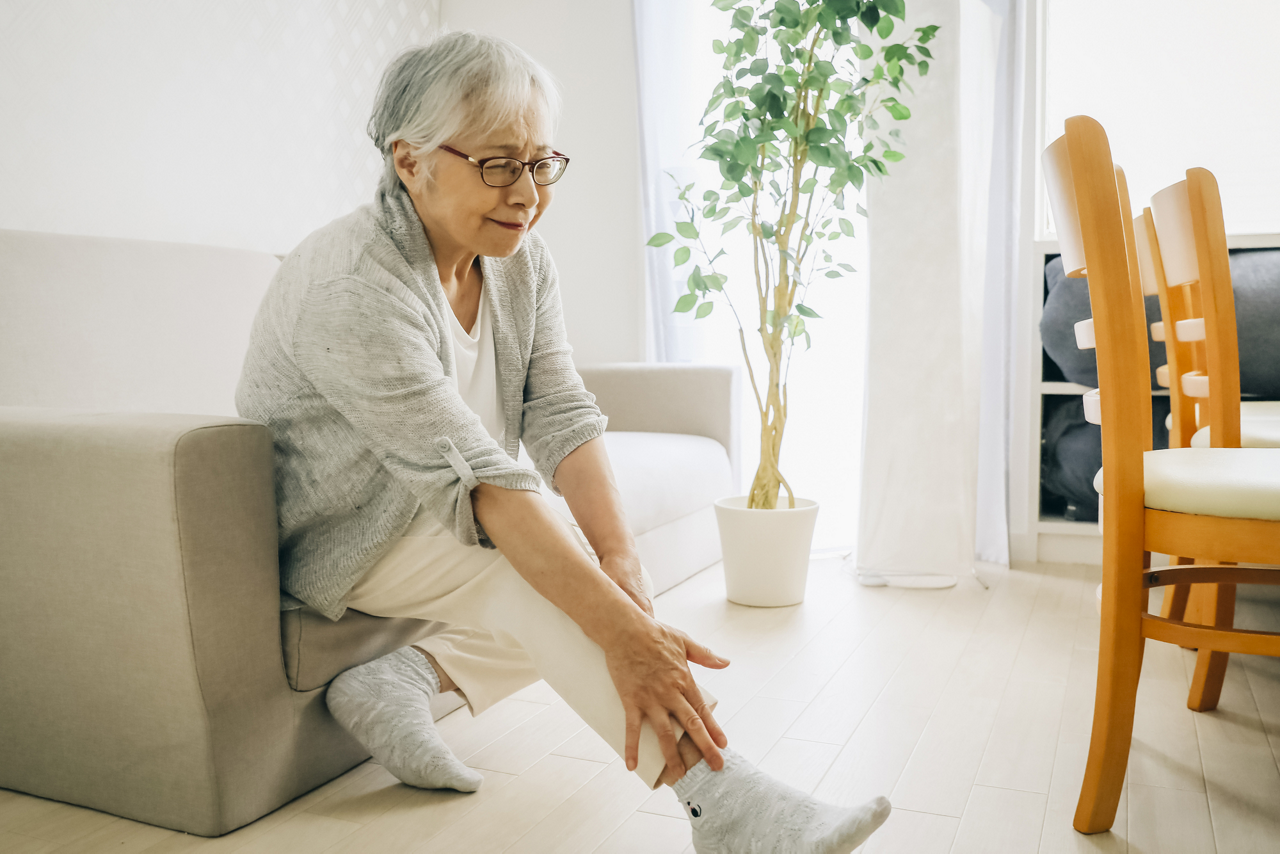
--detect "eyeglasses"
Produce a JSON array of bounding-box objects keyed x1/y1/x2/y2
[{"x1": 437, "y1": 145, "x2": 570, "y2": 188}]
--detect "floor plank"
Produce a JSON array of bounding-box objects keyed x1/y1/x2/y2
[
  {"x1": 464, "y1": 701, "x2": 590, "y2": 776},
  {"x1": 755, "y1": 738, "x2": 840, "y2": 795},
  {"x1": 590, "y1": 811, "x2": 691, "y2": 854},
  {"x1": 855, "y1": 808, "x2": 958, "y2": 854},
  {"x1": 950, "y1": 785, "x2": 1047, "y2": 854},
  {"x1": 504, "y1": 760, "x2": 652, "y2": 854},
  {"x1": 414, "y1": 755, "x2": 605, "y2": 854},
  {"x1": 1127, "y1": 784, "x2": 1217, "y2": 854}
]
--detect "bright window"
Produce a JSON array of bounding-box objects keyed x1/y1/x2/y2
[{"x1": 1043, "y1": 0, "x2": 1280, "y2": 235}]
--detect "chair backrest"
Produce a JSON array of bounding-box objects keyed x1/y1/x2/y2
[
  {"x1": 1042, "y1": 116, "x2": 1151, "y2": 562},
  {"x1": 1150, "y1": 171, "x2": 1241, "y2": 448},
  {"x1": 1134, "y1": 208, "x2": 1201, "y2": 447}
]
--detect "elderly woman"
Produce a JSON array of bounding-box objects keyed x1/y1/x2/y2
[{"x1": 237, "y1": 31, "x2": 888, "y2": 853}]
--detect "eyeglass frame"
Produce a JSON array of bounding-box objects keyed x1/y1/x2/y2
[{"x1": 437, "y1": 144, "x2": 571, "y2": 187}]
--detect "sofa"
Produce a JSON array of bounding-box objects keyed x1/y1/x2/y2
[{"x1": 0, "y1": 228, "x2": 737, "y2": 836}]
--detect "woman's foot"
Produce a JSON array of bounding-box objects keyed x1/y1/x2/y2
[
  {"x1": 326, "y1": 648, "x2": 482, "y2": 792},
  {"x1": 673, "y1": 749, "x2": 890, "y2": 854}
]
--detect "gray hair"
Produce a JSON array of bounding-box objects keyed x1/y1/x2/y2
[{"x1": 368, "y1": 31, "x2": 562, "y2": 192}]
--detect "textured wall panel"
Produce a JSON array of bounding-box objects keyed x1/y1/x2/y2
[{"x1": 0, "y1": 0, "x2": 440, "y2": 254}]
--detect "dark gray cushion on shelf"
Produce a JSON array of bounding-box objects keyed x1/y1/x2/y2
[
  {"x1": 1041, "y1": 250, "x2": 1280, "y2": 397},
  {"x1": 1230, "y1": 249, "x2": 1280, "y2": 398},
  {"x1": 1040, "y1": 255, "x2": 1165, "y2": 389}
]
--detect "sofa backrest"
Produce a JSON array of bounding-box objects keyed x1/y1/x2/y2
[{"x1": 0, "y1": 229, "x2": 279, "y2": 417}]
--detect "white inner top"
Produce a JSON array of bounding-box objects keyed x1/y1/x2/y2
[{"x1": 449, "y1": 283, "x2": 505, "y2": 446}]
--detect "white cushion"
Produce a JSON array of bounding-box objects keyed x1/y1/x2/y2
[
  {"x1": 1190, "y1": 400, "x2": 1280, "y2": 448},
  {"x1": 531, "y1": 431, "x2": 733, "y2": 537},
  {"x1": 1093, "y1": 448, "x2": 1280, "y2": 520}
]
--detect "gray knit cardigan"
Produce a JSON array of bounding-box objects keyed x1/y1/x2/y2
[{"x1": 236, "y1": 181, "x2": 607, "y2": 620}]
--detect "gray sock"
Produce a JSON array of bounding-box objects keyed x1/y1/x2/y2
[
  {"x1": 325, "y1": 648, "x2": 482, "y2": 792},
  {"x1": 672, "y1": 749, "x2": 890, "y2": 854}
]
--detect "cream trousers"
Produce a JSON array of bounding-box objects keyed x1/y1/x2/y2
[{"x1": 344, "y1": 505, "x2": 711, "y2": 789}]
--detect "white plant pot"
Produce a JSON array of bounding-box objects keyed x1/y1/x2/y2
[{"x1": 714, "y1": 496, "x2": 819, "y2": 607}]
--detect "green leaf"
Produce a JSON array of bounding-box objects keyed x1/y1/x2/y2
[
  {"x1": 695, "y1": 301, "x2": 715, "y2": 319},
  {"x1": 674, "y1": 293, "x2": 697, "y2": 312},
  {"x1": 856, "y1": 203, "x2": 869, "y2": 217},
  {"x1": 875, "y1": 15, "x2": 894, "y2": 38},
  {"x1": 796, "y1": 303, "x2": 821, "y2": 318},
  {"x1": 722, "y1": 215, "x2": 745, "y2": 234},
  {"x1": 916, "y1": 45, "x2": 933, "y2": 59},
  {"x1": 884, "y1": 99, "x2": 911, "y2": 120},
  {"x1": 647, "y1": 232, "x2": 675, "y2": 247},
  {"x1": 825, "y1": 270, "x2": 842, "y2": 278},
  {"x1": 676, "y1": 221, "x2": 700, "y2": 239},
  {"x1": 839, "y1": 217, "x2": 855, "y2": 236},
  {"x1": 918, "y1": 60, "x2": 929, "y2": 76},
  {"x1": 733, "y1": 136, "x2": 757, "y2": 165},
  {"x1": 689, "y1": 266, "x2": 707, "y2": 292},
  {"x1": 875, "y1": 0, "x2": 906, "y2": 20},
  {"x1": 813, "y1": 59, "x2": 837, "y2": 78},
  {"x1": 712, "y1": 0, "x2": 737, "y2": 10},
  {"x1": 749, "y1": 58, "x2": 768, "y2": 76},
  {"x1": 853, "y1": 43, "x2": 873, "y2": 60},
  {"x1": 704, "y1": 273, "x2": 727, "y2": 291},
  {"x1": 800, "y1": 177, "x2": 818, "y2": 193},
  {"x1": 673, "y1": 246, "x2": 691, "y2": 266},
  {"x1": 807, "y1": 128, "x2": 837, "y2": 144},
  {"x1": 882, "y1": 149, "x2": 905, "y2": 161}
]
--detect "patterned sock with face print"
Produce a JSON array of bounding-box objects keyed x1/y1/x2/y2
[
  {"x1": 672, "y1": 749, "x2": 891, "y2": 854},
  {"x1": 325, "y1": 647, "x2": 483, "y2": 792}
]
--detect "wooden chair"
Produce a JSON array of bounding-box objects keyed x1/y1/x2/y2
[
  {"x1": 1042, "y1": 115, "x2": 1280, "y2": 835},
  {"x1": 1136, "y1": 168, "x2": 1280, "y2": 674}
]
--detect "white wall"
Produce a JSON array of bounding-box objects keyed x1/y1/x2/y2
[
  {"x1": 0, "y1": 0, "x2": 440, "y2": 255},
  {"x1": 440, "y1": 0, "x2": 647, "y2": 365},
  {"x1": 0, "y1": 0, "x2": 645, "y2": 365}
]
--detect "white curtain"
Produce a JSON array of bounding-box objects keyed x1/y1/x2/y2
[{"x1": 856, "y1": 0, "x2": 1025, "y2": 578}]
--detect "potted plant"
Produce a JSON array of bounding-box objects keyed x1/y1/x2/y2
[{"x1": 646, "y1": 0, "x2": 937, "y2": 605}]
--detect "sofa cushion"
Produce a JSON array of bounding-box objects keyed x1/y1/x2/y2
[
  {"x1": 537, "y1": 431, "x2": 734, "y2": 537},
  {"x1": 281, "y1": 607, "x2": 437, "y2": 692}
]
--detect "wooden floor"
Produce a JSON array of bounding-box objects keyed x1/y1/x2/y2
[{"x1": 3, "y1": 559, "x2": 1280, "y2": 854}]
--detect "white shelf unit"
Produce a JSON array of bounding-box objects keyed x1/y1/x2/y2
[{"x1": 1012, "y1": 235, "x2": 1280, "y2": 567}]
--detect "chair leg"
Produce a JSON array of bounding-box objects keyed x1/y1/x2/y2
[
  {"x1": 1159, "y1": 557, "x2": 1195, "y2": 620},
  {"x1": 1187, "y1": 581, "x2": 1236, "y2": 712},
  {"x1": 1074, "y1": 557, "x2": 1146, "y2": 834}
]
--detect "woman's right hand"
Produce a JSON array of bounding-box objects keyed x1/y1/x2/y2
[{"x1": 602, "y1": 615, "x2": 731, "y2": 778}]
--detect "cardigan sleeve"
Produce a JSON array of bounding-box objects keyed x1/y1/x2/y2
[
  {"x1": 519, "y1": 242, "x2": 609, "y2": 494},
  {"x1": 292, "y1": 274, "x2": 542, "y2": 547}
]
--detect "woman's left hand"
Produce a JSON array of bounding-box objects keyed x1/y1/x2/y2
[{"x1": 600, "y1": 553, "x2": 653, "y2": 617}]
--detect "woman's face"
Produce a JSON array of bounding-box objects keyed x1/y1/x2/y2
[{"x1": 395, "y1": 112, "x2": 556, "y2": 261}]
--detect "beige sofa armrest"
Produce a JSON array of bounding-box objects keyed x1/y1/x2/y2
[
  {"x1": 0, "y1": 407, "x2": 292, "y2": 836},
  {"x1": 577, "y1": 362, "x2": 741, "y2": 484}
]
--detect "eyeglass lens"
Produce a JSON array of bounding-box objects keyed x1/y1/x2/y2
[{"x1": 481, "y1": 158, "x2": 567, "y2": 187}]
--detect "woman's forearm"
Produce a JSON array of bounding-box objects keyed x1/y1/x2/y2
[
  {"x1": 470, "y1": 482, "x2": 645, "y2": 647},
  {"x1": 553, "y1": 436, "x2": 637, "y2": 561}
]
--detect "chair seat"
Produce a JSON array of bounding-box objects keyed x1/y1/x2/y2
[
  {"x1": 1189, "y1": 400, "x2": 1280, "y2": 448},
  {"x1": 1093, "y1": 448, "x2": 1280, "y2": 521}
]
